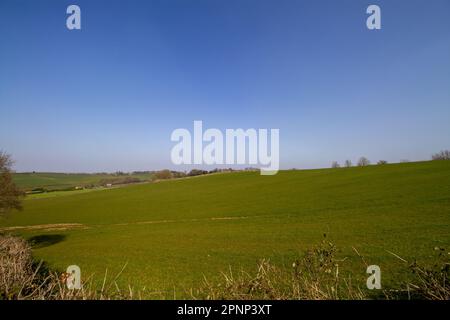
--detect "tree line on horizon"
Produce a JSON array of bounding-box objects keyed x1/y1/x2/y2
[{"x1": 331, "y1": 150, "x2": 450, "y2": 168}]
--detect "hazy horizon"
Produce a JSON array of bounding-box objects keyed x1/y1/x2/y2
[{"x1": 12, "y1": 158, "x2": 437, "y2": 174}]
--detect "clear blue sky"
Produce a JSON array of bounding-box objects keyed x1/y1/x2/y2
[{"x1": 1, "y1": 0, "x2": 449, "y2": 172}]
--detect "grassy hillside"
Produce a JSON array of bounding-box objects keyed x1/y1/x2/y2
[
  {"x1": 13, "y1": 172, "x2": 154, "y2": 191},
  {"x1": 2, "y1": 161, "x2": 450, "y2": 297}
]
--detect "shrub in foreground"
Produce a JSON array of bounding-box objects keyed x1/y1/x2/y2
[{"x1": 193, "y1": 240, "x2": 449, "y2": 300}]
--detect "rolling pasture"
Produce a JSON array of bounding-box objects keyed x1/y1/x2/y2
[
  {"x1": 2, "y1": 161, "x2": 450, "y2": 297},
  {"x1": 13, "y1": 172, "x2": 154, "y2": 191}
]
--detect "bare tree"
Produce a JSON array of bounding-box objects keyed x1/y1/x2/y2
[
  {"x1": 344, "y1": 160, "x2": 352, "y2": 167},
  {"x1": 432, "y1": 150, "x2": 450, "y2": 161},
  {"x1": 0, "y1": 152, "x2": 23, "y2": 217},
  {"x1": 377, "y1": 160, "x2": 388, "y2": 165},
  {"x1": 357, "y1": 157, "x2": 370, "y2": 167},
  {"x1": 331, "y1": 161, "x2": 340, "y2": 168}
]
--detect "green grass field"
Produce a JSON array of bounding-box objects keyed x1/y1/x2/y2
[
  {"x1": 2, "y1": 161, "x2": 450, "y2": 298},
  {"x1": 13, "y1": 172, "x2": 154, "y2": 191}
]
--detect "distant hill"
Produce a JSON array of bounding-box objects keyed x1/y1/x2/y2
[{"x1": 13, "y1": 172, "x2": 154, "y2": 191}]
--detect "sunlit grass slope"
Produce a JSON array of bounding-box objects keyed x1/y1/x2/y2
[{"x1": 2, "y1": 161, "x2": 449, "y2": 297}]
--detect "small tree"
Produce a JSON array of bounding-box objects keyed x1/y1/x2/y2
[
  {"x1": 357, "y1": 157, "x2": 370, "y2": 167},
  {"x1": 171, "y1": 171, "x2": 187, "y2": 179},
  {"x1": 377, "y1": 160, "x2": 388, "y2": 165},
  {"x1": 344, "y1": 160, "x2": 352, "y2": 167},
  {"x1": 331, "y1": 161, "x2": 340, "y2": 168},
  {"x1": 188, "y1": 169, "x2": 208, "y2": 177},
  {"x1": 0, "y1": 152, "x2": 23, "y2": 217},
  {"x1": 153, "y1": 169, "x2": 172, "y2": 180},
  {"x1": 432, "y1": 150, "x2": 450, "y2": 160}
]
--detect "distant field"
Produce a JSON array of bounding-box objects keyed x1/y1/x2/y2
[
  {"x1": 2, "y1": 161, "x2": 450, "y2": 298},
  {"x1": 13, "y1": 172, "x2": 154, "y2": 191}
]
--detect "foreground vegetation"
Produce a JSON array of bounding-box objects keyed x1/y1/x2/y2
[
  {"x1": 1, "y1": 234, "x2": 448, "y2": 300},
  {"x1": 1, "y1": 160, "x2": 450, "y2": 298}
]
